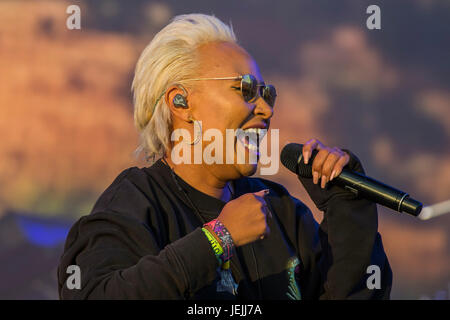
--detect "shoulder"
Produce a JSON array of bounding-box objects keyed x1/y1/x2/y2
[
  {"x1": 90, "y1": 159, "x2": 177, "y2": 216},
  {"x1": 90, "y1": 167, "x2": 145, "y2": 209},
  {"x1": 89, "y1": 163, "x2": 172, "y2": 221},
  {"x1": 62, "y1": 166, "x2": 157, "y2": 254}
]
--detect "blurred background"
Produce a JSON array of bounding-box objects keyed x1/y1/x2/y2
[{"x1": 0, "y1": 0, "x2": 449, "y2": 299}]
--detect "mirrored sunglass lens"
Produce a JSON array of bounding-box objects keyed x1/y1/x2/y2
[
  {"x1": 241, "y1": 75, "x2": 257, "y2": 102},
  {"x1": 263, "y1": 85, "x2": 277, "y2": 107}
]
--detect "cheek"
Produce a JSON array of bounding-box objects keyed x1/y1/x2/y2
[
  {"x1": 199, "y1": 99, "x2": 248, "y2": 131},
  {"x1": 193, "y1": 83, "x2": 251, "y2": 130},
  {"x1": 199, "y1": 108, "x2": 230, "y2": 131}
]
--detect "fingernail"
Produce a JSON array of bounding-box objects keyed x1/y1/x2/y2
[
  {"x1": 313, "y1": 171, "x2": 318, "y2": 184},
  {"x1": 304, "y1": 151, "x2": 310, "y2": 164},
  {"x1": 321, "y1": 175, "x2": 327, "y2": 189},
  {"x1": 330, "y1": 170, "x2": 336, "y2": 181}
]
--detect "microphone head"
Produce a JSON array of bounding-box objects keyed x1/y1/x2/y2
[
  {"x1": 401, "y1": 197, "x2": 423, "y2": 217},
  {"x1": 280, "y1": 143, "x2": 316, "y2": 178}
]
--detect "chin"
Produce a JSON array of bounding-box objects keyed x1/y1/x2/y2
[{"x1": 235, "y1": 163, "x2": 258, "y2": 177}]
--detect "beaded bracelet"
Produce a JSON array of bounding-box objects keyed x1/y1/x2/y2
[{"x1": 204, "y1": 219, "x2": 234, "y2": 264}]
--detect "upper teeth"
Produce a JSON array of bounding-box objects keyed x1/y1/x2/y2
[
  {"x1": 244, "y1": 128, "x2": 260, "y2": 132},
  {"x1": 242, "y1": 128, "x2": 266, "y2": 137}
]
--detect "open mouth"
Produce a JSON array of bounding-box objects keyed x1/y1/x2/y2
[{"x1": 236, "y1": 128, "x2": 267, "y2": 155}]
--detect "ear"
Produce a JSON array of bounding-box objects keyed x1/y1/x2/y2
[{"x1": 165, "y1": 85, "x2": 191, "y2": 123}]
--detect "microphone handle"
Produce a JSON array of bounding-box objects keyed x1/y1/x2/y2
[{"x1": 333, "y1": 170, "x2": 422, "y2": 216}]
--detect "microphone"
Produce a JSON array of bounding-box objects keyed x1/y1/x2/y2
[{"x1": 280, "y1": 143, "x2": 423, "y2": 217}]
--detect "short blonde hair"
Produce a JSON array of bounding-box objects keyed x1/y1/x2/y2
[{"x1": 131, "y1": 13, "x2": 237, "y2": 161}]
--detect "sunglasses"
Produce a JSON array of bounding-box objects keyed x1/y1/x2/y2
[{"x1": 184, "y1": 74, "x2": 277, "y2": 107}]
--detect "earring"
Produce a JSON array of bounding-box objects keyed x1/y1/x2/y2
[{"x1": 187, "y1": 116, "x2": 202, "y2": 145}]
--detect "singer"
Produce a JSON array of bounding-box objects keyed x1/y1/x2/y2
[{"x1": 58, "y1": 14, "x2": 392, "y2": 299}]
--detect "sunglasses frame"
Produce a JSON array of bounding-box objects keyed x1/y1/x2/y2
[{"x1": 183, "y1": 74, "x2": 277, "y2": 107}]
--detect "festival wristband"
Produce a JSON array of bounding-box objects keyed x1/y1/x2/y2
[
  {"x1": 201, "y1": 227, "x2": 224, "y2": 266},
  {"x1": 204, "y1": 219, "x2": 234, "y2": 263},
  {"x1": 203, "y1": 225, "x2": 231, "y2": 270}
]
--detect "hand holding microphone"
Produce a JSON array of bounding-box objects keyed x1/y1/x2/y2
[
  {"x1": 300, "y1": 139, "x2": 351, "y2": 189},
  {"x1": 281, "y1": 139, "x2": 423, "y2": 216}
]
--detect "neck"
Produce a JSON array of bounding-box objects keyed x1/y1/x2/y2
[{"x1": 163, "y1": 155, "x2": 233, "y2": 202}]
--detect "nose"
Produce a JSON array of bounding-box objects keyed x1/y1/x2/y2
[{"x1": 253, "y1": 96, "x2": 274, "y2": 122}]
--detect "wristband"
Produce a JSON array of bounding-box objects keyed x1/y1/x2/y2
[
  {"x1": 204, "y1": 219, "x2": 234, "y2": 264},
  {"x1": 203, "y1": 225, "x2": 231, "y2": 270},
  {"x1": 201, "y1": 227, "x2": 224, "y2": 266}
]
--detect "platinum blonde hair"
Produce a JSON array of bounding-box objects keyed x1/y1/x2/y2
[{"x1": 131, "y1": 13, "x2": 237, "y2": 161}]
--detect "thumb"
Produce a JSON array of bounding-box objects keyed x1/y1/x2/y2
[{"x1": 254, "y1": 189, "x2": 270, "y2": 197}]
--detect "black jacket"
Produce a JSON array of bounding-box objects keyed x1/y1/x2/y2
[{"x1": 57, "y1": 154, "x2": 392, "y2": 299}]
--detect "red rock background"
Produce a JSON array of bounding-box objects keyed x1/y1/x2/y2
[{"x1": 0, "y1": 0, "x2": 448, "y2": 299}]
